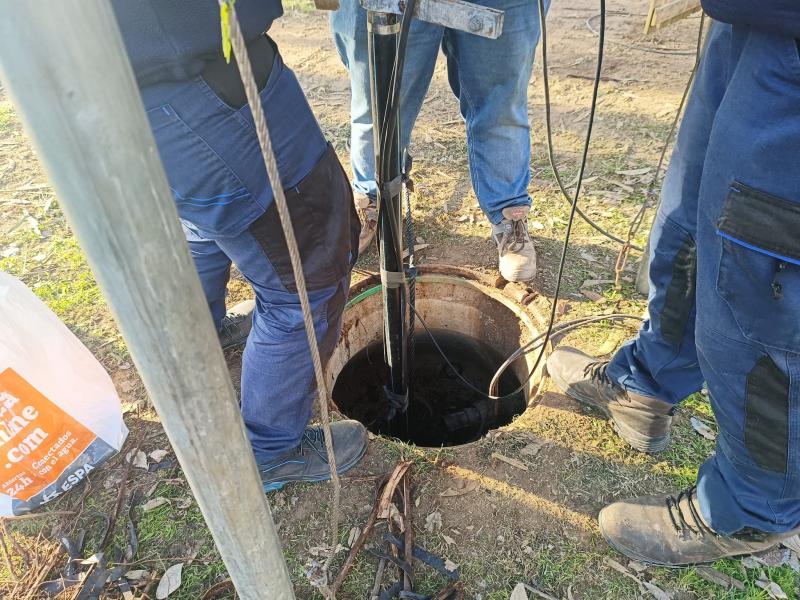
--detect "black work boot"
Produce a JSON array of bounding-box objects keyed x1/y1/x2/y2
[
  {"x1": 546, "y1": 347, "x2": 674, "y2": 453},
  {"x1": 600, "y1": 486, "x2": 800, "y2": 566},
  {"x1": 259, "y1": 420, "x2": 368, "y2": 492},
  {"x1": 217, "y1": 299, "x2": 255, "y2": 350}
]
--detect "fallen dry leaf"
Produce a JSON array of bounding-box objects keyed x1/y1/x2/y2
[
  {"x1": 616, "y1": 167, "x2": 652, "y2": 176},
  {"x1": 741, "y1": 556, "x2": 763, "y2": 569},
  {"x1": 628, "y1": 560, "x2": 648, "y2": 573},
  {"x1": 444, "y1": 559, "x2": 459, "y2": 573},
  {"x1": 789, "y1": 552, "x2": 800, "y2": 573},
  {"x1": 694, "y1": 566, "x2": 745, "y2": 591},
  {"x1": 510, "y1": 582, "x2": 529, "y2": 600},
  {"x1": 425, "y1": 511, "x2": 442, "y2": 533},
  {"x1": 439, "y1": 479, "x2": 479, "y2": 497},
  {"x1": 690, "y1": 417, "x2": 716, "y2": 440},
  {"x1": 642, "y1": 581, "x2": 672, "y2": 600},
  {"x1": 126, "y1": 449, "x2": 148, "y2": 470},
  {"x1": 520, "y1": 441, "x2": 547, "y2": 457},
  {"x1": 142, "y1": 497, "x2": 170, "y2": 512},
  {"x1": 756, "y1": 578, "x2": 788, "y2": 599},
  {"x1": 581, "y1": 279, "x2": 614, "y2": 288},
  {"x1": 347, "y1": 527, "x2": 360, "y2": 548},
  {"x1": 442, "y1": 534, "x2": 455, "y2": 545},
  {"x1": 149, "y1": 449, "x2": 169, "y2": 462},
  {"x1": 125, "y1": 569, "x2": 150, "y2": 581},
  {"x1": 156, "y1": 563, "x2": 183, "y2": 599},
  {"x1": 491, "y1": 452, "x2": 528, "y2": 471},
  {"x1": 581, "y1": 290, "x2": 603, "y2": 302},
  {"x1": 603, "y1": 557, "x2": 632, "y2": 576}
]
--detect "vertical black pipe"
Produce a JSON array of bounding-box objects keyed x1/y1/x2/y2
[{"x1": 367, "y1": 11, "x2": 408, "y2": 410}]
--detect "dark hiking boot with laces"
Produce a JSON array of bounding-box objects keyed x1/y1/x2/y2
[
  {"x1": 547, "y1": 346, "x2": 674, "y2": 453},
  {"x1": 259, "y1": 420, "x2": 368, "y2": 492},
  {"x1": 218, "y1": 299, "x2": 255, "y2": 350},
  {"x1": 600, "y1": 486, "x2": 800, "y2": 566},
  {"x1": 492, "y1": 206, "x2": 537, "y2": 282}
]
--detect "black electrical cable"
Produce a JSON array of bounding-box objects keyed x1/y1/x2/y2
[
  {"x1": 614, "y1": 12, "x2": 706, "y2": 278},
  {"x1": 536, "y1": 2, "x2": 642, "y2": 251},
  {"x1": 374, "y1": 0, "x2": 416, "y2": 258},
  {"x1": 411, "y1": 305, "x2": 642, "y2": 401},
  {"x1": 513, "y1": 0, "x2": 607, "y2": 393}
]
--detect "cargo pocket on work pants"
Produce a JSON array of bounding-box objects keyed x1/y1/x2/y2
[
  {"x1": 249, "y1": 144, "x2": 360, "y2": 292},
  {"x1": 146, "y1": 104, "x2": 261, "y2": 237},
  {"x1": 715, "y1": 181, "x2": 800, "y2": 475},
  {"x1": 716, "y1": 180, "x2": 800, "y2": 354}
]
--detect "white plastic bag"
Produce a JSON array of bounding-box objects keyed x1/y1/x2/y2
[{"x1": 0, "y1": 271, "x2": 128, "y2": 516}]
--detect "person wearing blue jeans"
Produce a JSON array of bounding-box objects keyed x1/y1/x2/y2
[
  {"x1": 111, "y1": 0, "x2": 369, "y2": 490},
  {"x1": 547, "y1": 8, "x2": 800, "y2": 565},
  {"x1": 330, "y1": 0, "x2": 548, "y2": 282}
]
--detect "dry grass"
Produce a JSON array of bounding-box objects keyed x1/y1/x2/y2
[{"x1": 1, "y1": 1, "x2": 798, "y2": 599}]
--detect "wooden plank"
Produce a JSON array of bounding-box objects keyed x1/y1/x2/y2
[
  {"x1": 0, "y1": 2, "x2": 294, "y2": 599},
  {"x1": 644, "y1": 0, "x2": 701, "y2": 33}
]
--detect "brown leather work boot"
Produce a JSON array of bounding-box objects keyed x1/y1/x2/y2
[
  {"x1": 546, "y1": 347, "x2": 674, "y2": 453},
  {"x1": 355, "y1": 193, "x2": 377, "y2": 256},
  {"x1": 600, "y1": 486, "x2": 800, "y2": 566}
]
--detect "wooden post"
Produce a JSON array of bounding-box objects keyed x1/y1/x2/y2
[
  {"x1": 636, "y1": 238, "x2": 651, "y2": 297},
  {"x1": 0, "y1": 2, "x2": 294, "y2": 598}
]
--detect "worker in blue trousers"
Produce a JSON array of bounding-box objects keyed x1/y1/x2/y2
[
  {"x1": 547, "y1": 2, "x2": 800, "y2": 564},
  {"x1": 330, "y1": 0, "x2": 548, "y2": 283},
  {"x1": 110, "y1": 0, "x2": 369, "y2": 491}
]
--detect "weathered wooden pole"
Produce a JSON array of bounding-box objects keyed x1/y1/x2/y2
[{"x1": 0, "y1": 2, "x2": 294, "y2": 598}]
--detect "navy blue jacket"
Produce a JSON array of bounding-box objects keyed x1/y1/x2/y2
[
  {"x1": 702, "y1": 0, "x2": 800, "y2": 40},
  {"x1": 111, "y1": 0, "x2": 284, "y2": 87}
]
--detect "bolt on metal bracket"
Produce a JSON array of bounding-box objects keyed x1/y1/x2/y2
[{"x1": 359, "y1": 0, "x2": 504, "y2": 39}]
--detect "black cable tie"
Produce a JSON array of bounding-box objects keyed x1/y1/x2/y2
[{"x1": 378, "y1": 175, "x2": 403, "y2": 200}]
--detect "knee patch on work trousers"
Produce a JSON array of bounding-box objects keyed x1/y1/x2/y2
[
  {"x1": 745, "y1": 356, "x2": 790, "y2": 473},
  {"x1": 249, "y1": 144, "x2": 360, "y2": 293},
  {"x1": 661, "y1": 234, "x2": 697, "y2": 347}
]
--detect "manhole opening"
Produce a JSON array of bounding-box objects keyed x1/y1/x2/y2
[{"x1": 332, "y1": 328, "x2": 525, "y2": 447}]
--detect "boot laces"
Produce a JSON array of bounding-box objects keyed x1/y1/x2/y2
[
  {"x1": 300, "y1": 428, "x2": 328, "y2": 461},
  {"x1": 218, "y1": 314, "x2": 238, "y2": 337},
  {"x1": 495, "y1": 218, "x2": 531, "y2": 256},
  {"x1": 666, "y1": 486, "x2": 713, "y2": 539},
  {"x1": 583, "y1": 360, "x2": 612, "y2": 387}
]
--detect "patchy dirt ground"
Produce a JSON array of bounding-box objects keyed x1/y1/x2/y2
[{"x1": 2, "y1": 1, "x2": 799, "y2": 599}]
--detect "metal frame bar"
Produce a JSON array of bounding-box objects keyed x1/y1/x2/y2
[{"x1": 0, "y1": 2, "x2": 294, "y2": 598}]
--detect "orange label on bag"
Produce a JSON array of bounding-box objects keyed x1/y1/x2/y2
[{"x1": 0, "y1": 368, "x2": 95, "y2": 501}]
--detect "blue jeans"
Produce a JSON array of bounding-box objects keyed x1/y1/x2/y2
[
  {"x1": 330, "y1": 0, "x2": 547, "y2": 224},
  {"x1": 607, "y1": 23, "x2": 800, "y2": 535},
  {"x1": 142, "y1": 51, "x2": 360, "y2": 461}
]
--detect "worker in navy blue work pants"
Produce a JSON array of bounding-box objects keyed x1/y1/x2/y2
[
  {"x1": 113, "y1": 1, "x2": 369, "y2": 491},
  {"x1": 548, "y1": 20, "x2": 800, "y2": 565}
]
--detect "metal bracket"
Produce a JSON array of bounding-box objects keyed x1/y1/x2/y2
[{"x1": 359, "y1": 0, "x2": 504, "y2": 39}]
